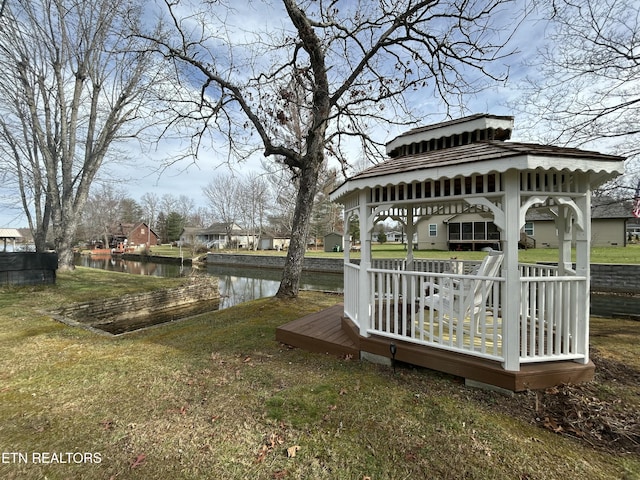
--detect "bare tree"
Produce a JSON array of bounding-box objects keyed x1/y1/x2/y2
[
  {"x1": 0, "y1": 0, "x2": 166, "y2": 268},
  {"x1": 202, "y1": 173, "x2": 242, "y2": 245},
  {"x1": 82, "y1": 184, "x2": 130, "y2": 248},
  {"x1": 239, "y1": 172, "x2": 271, "y2": 250},
  {"x1": 140, "y1": 192, "x2": 161, "y2": 230},
  {"x1": 176, "y1": 194, "x2": 196, "y2": 223},
  {"x1": 145, "y1": 0, "x2": 518, "y2": 296},
  {"x1": 515, "y1": 0, "x2": 640, "y2": 190},
  {"x1": 263, "y1": 161, "x2": 298, "y2": 236}
]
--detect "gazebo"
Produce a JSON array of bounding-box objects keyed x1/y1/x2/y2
[
  {"x1": 0, "y1": 228, "x2": 23, "y2": 252},
  {"x1": 278, "y1": 114, "x2": 625, "y2": 391}
]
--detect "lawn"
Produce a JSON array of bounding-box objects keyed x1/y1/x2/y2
[
  {"x1": 1, "y1": 268, "x2": 638, "y2": 479},
  {"x1": 152, "y1": 242, "x2": 640, "y2": 264}
]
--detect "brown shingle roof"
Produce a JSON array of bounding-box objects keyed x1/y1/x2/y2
[
  {"x1": 350, "y1": 141, "x2": 624, "y2": 182},
  {"x1": 526, "y1": 197, "x2": 634, "y2": 221}
]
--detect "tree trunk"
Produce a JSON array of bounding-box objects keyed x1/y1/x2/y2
[
  {"x1": 54, "y1": 210, "x2": 80, "y2": 271},
  {"x1": 276, "y1": 161, "x2": 321, "y2": 298},
  {"x1": 56, "y1": 234, "x2": 77, "y2": 271}
]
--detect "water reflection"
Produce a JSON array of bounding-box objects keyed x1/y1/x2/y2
[
  {"x1": 76, "y1": 254, "x2": 189, "y2": 277},
  {"x1": 75, "y1": 255, "x2": 343, "y2": 310}
]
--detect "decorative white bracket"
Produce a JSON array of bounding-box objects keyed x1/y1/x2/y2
[
  {"x1": 519, "y1": 196, "x2": 548, "y2": 230},
  {"x1": 549, "y1": 197, "x2": 585, "y2": 233},
  {"x1": 556, "y1": 197, "x2": 585, "y2": 231},
  {"x1": 368, "y1": 204, "x2": 395, "y2": 232}
]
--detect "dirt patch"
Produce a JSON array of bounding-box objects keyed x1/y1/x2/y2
[{"x1": 484, "y1": 348, "x2": 640, "y2": 455}]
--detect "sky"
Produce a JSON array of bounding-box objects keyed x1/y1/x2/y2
[{"x1": 0, "y1": 1, "x2": 556, "y2": 229}]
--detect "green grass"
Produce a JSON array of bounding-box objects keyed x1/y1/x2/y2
[
  {"x1": 1, "y1": 269, "x2": 638, "y2": 479},
  {"x1": 184, "y1": 242, "x2": 640, "y2": 264}
]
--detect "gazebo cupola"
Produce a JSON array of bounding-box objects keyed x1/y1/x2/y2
[{"x1": 328, "y1": 114, "x2": 625, "y2": 391}]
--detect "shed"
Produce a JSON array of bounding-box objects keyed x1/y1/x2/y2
[{"x1": 324, "y1": 232, "x2": 344, "y2": 252}]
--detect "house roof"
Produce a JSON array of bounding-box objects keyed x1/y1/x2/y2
[
  {"x1": 127, "y1": 222, "x2": 159, "y2": 238},
  {"x1": 180, "y1": 226, "x2": 200, "y2": 236},
  {"x1": 200, "y1": 222, "x2": 243, "y2": 235},
  {"x1": 332, "y1": 140, "x2": 625, "y2": 202},
  {"x1": 526, "y1": 197, "x2": 635, "y2": 221}
]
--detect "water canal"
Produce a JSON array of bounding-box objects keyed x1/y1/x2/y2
[
  {"x1": 75, "y1": 255, "x2": 639, "y2": 321},
  {"x1": 75, "y1": 255, "x2": 344, "y2": 310}
]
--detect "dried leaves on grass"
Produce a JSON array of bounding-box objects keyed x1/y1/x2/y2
[{"x1": 514, "y1": 349, "x2": 640, "y2": 455}]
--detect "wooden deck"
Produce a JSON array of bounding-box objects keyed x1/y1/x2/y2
[
  {"x1": 276, "y1": 304, "x2": 359, "y2": 357},
  {"x1": 276, "y1": 304, "x2": 595, "y2": 392}
]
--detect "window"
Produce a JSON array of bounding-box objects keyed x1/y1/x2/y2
[
  {"x1": 524, "y1": 222, "x2": 534, "y2": 236},
  {"x1": 428, "y1": 224, "x2": 437, "y2": 237},
  {"x1": 448, "y1": 221, "x2": 501, "y2": 241},
  {"x1": 474, "y1": 222, "x2": 486, "y2": 240},
  {"x1": 448, "y1": 223, "x2": 460, "y2": 240},
  {"x1": 462, "y1": 222, "x2": 473, "y2": 240}
]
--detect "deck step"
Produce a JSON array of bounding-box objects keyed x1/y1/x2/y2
[{"x1": 275, "y1": 303, "x2": 359, "y2": 357}]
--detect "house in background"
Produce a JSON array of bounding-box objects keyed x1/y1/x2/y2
[
  {"x1": 523, "y1": 197, "x2": 632, "y2": 248},
  {"x1": 415, "y1": 197, "x2": 632, "y2": 250},
  {"x1": 416, "y1": 210, "x2": 501, "y2": 251},
  {"x1": 99, "y1": 222, "x2": 159, "y2": 251},
  {"x1": 179, "y1": 226, "x2": 200, "y2": 246},
  {"x1": 181, "y1": 223, "x2": 253, "y2": 249},
  {"x1": 384, "y1": 230, "x2": 400, "y2": 242},
  {"x1": 126, "y1": 222, "x2": 160, "y2": 248}
]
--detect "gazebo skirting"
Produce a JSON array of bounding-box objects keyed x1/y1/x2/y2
[{"x1": 276, "y1": 259, "x2": 595, "y2": 392}]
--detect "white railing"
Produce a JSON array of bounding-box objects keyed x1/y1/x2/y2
[
  {"x1": 371, "y1": 258, "x2": 407, "y2": 271},
  {"x1": 372, "y1": 258, "x2": 482, "y2": 274},
  {"x1": 367, "y1": 268, "x2": 504, "y2": 362},
  {"x1": 519, "y1": 275, "x2": 587, "y2": 363},
  {"x1": 344, "y1": 262, "x2": 360, "y2": 326},
  {"x1": 341, "y1": 259, "x2": 588, "y2": 367},
  {"x1": 519, "y1": 262, "x2": 559, "y2": 277}
]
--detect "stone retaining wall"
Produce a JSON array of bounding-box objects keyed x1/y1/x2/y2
[
  {"x1": 590, "y1": 263, "x2": 640, "y2": 294},
  {"x1": 207, "y1": 253, "x2": 345, "y2": 273},
  {"x1": 50, "y1": 276, "x2": 219, "y2": 333}
]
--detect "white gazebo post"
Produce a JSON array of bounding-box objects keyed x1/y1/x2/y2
[
  {"x1": 555, "y1": 206, "x2": 573, "y2": 276},
  {"x1": 405, "y1": 206, "x2": 415, "y2": 270},
  {"x1": 357, "y1": 188, "x2": 372, "y2": 337},
  {"x1": 502, "y1": 169, "x2": 521, "y2": 371},
  {"x1": 575, "y1": 185, "x2": 592, "y2": 363}
]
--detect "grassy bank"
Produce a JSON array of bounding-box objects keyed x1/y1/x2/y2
[
  {"x1": 1, "y1": 268, "x2": 638, "y2": 479},
  {"x1": 150, "y1": 243, "x2": 640, "y2": 264}
]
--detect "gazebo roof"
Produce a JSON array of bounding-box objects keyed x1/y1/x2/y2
[
  {"x1": 386, "y1": 113, "x2": 514, "y2": 155},
  {"x1": 332, "y1": 139, "x2": 625, "y2": 202},
  {"x1": 0, "y1": 228, "x2": 22, "y2": 239}
]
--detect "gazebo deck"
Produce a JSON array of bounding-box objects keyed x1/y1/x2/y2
[{"x1": 276, "y1": 304, "x2": 594, "y2": 392}]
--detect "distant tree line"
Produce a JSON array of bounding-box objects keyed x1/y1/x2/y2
[{"x1": 75, "y1": 164, "x2": 343, "y2": 247}]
